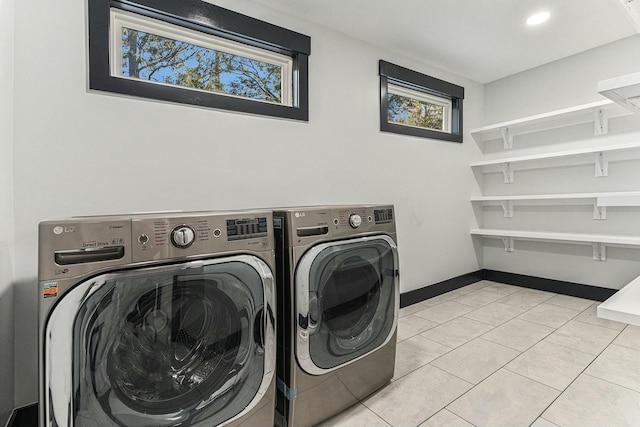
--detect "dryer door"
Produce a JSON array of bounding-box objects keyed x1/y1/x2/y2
[
  {"x1": 295, "y1": 235, "x2": 398, "y2": 374},
  {"x1": 43, "y1": 255, "x2": 274, "y2": 427}
]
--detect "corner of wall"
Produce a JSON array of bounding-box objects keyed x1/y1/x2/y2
[
  {"x1": 477, "y1": 34, "x2": 640, "y2": 290},
  {"x1": 0, "y1": 0, "x2": 16, "y2": 423},
  {"x1": 483, "y1": 34, "x2": 640, "y2": 122}
]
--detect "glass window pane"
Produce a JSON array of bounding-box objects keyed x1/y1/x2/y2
[
  {"x1": 121, "y1": 28, "x2": 283, "y2": 104},
  {"x1": 379, "y1": 61, "x2": 463, "y2": 142},
  {"x1": 387, "y1": 92, "x2": 445, "y2": 131}
]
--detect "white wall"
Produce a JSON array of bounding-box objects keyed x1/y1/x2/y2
[
  {"x1": 0, "y1": 0, "x2": 15, "y2": 423},
  {"x1": 485, "y1": 34, "x2": 640, "y2": 122},
  {"x1": 481, "y1": 35, "x2": 640, "y2": 290},
  {"x1": 11, "y1": 0, "x2": 483, "y2": 406}
]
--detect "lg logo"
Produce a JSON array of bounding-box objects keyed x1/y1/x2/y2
[
  {"x1": 53, "y1": 226, "x2": 76, "y2": 235},
  {"x1": 294, "y1": 212, "x2": 306, "y2": 218}
]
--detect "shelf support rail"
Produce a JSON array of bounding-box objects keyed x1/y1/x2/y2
[
  {"x1": 502, "y1": 236, "x2": 515, "y2": 252},
  {"x1": 501, "y1": 162, "x2": 514, "y2": 184},
  {"x1": 593, "y1": 203, "x2": 607, "y2": 220},
  {"x1": 593, "y1": 107, "x2": 609, "y2": 135},
  {"x1": 595, "y1": 152, "x2": 609, "y2": 177},
  {"x1": 500, "y1": 200, "x2": 514, "y2": 218},
  {"x1": 592, "y1": 242, "x2": 607, "y2": 261},
  {"x1": 500, "y1": 127, "x2": 514, "y2": 149}
]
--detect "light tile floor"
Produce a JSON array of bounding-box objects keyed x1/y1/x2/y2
[{"x1": 319, "y1": 280, "x2": 640, "y2": 427}]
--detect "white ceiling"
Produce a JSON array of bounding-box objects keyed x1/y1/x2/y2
[{"x1": 249, "y1": 0, "x2": 638, "y2": 83}]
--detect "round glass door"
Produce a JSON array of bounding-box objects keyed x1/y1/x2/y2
[
  {"x1": 296, "y1": 236, "x2": 398, "y2": 374},
  {"x1": 44, "y1": 256, "x2": 274, "y2": 427}
]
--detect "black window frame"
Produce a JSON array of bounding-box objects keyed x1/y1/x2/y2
[
  {"x1": 88, "y1": 0, "x2": 311, "y2": 121},
  {"x1": 380, "y1": 60, "x2": 464, "y2": 143}
]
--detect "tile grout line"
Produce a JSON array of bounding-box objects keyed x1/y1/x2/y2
[
  {"x1": 430, "y1": 408, "x2": 480, "y2": 427},
  {"x1": 581, "y1": 372, "x2": 640, "y2": 396},
  {"x1": 539, "y1": 325, "x2": 622, "y2": 358},
  {"x1": 429, "y1": 285, "x2": 592, "y2": 426},
  {"x1": 330, "y1": 284, "x2": 636, "y2": 427},
  {"x1": 528, "y1": 324, "x2": 629, "y2": 425},
  {"x1": 479, "y1": 319, "x2": 555, "y2": 353},
  {"x1": 432, "y1": 333, "x2": 528, "y2": 418},
  {"x1": 391, "y1": 337, "x2": 454, "y2": 382},
  {"x1": 389, "y1": 283, "x2": 630, "y2": 427},
  {"x1": 361, "y1": 403, "x2": 395, "y2": 427}
]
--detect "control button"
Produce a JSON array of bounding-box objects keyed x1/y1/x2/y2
[
  {"x1": 367, "y1": 215, "x2": 373, "y2": 222},
  {"x1": 349, "y1": 214, "x2": 362, "y2": 228},
  {"x1": 171, "y1": 225, "x2": 196, "y2": 248},
  {"x1": 333, "y1": 218, "x2": 339, "y2": 225},
  {"x1": 137, "y1": 234, "x2": 149, "y2": 245},
  {"x1": 213, "y1": 228, "x2": 222, "y2": 238}
]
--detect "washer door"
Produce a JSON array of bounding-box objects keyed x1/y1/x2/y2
[
  {"x1": 295, "y1": 236, "x2": 398, "y2": 374},
  {"x1": 44, "y1": 255, "x2": 275, "y2": 427}
]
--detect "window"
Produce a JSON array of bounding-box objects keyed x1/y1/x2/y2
[
  {"x1": 379, "y1": 60, "x2": 464, "y2": 142},
  {"x1": 89, "y1": 0, "x2": 310, "y2": 121}
]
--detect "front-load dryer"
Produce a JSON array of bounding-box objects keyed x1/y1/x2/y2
[
  {"x1": 38, "y1": 211, "x2": 276, "y2": 427},
  {"x1": 273, "y1": 205, "x2": 399, "y2": 427}
]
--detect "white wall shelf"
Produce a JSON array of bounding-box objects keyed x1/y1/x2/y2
[
  {"x1": 598, "y1": 72, "x2": 640, "y2": 115},
  {"x1": 471, "y1": 191, "x2": 640, "y2": 219},
  {"x1": 470, "y1": 141, "x2": 640, "y2": 183},
  {"x1": 471, "y1": 96, "x2": 640, "y2": 281},
  {"x1": 470, "y1": 100, "x2": 631, "y2": 149},
  {"x1": 470, "y1": 228, "x2": 640, "y2": 261},
  {"x1": 598, "y1": 275, "x2": 640, "y2": 327}
]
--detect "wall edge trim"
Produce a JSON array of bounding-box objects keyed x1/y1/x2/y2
[
  {"x1": 400, "y1": 270, "x2": 483, "y2": 307},
  {"x1": 400, "y1": 269, "x2": 618, "y2": 307},
  {"x1": 482, "y1": 269, "x2": 617, "y2": 302},
  {"x1": 6, "y1": 403, "x2": 36, "y2": 427}
]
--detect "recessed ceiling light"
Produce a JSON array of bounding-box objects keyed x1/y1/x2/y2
[{"x1": 526, "y1": 11, "x2": 550, "y2": 26}]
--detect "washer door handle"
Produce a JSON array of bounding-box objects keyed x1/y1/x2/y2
[
  {"x1": 54, "y1": 246, "x2": 125, "y2": 265},
  {"x1": 308, "y1": 292, "x2": 319, "y2": 335},
  {"x1": 253, "y1": 308, "x2": 265, "y2": 350}
]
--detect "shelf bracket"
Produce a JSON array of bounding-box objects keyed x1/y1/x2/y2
[
  {"x1": 500, "y1": 127, "x2": 514, "y2": 149},
  {"x1": 502, "y1": 237, "x2": 515, "y2": 252},
  {"x1": 595, "y1": 152, "x2": 609, "y2": 177},
  {"x1": 593, "y1": 203, "x2": 607, "y2": 220},
  {"x1": 594, "y1": 108, "x2": 609, "y2": 135},
  {"x1": 500, "y1": 200, "x2": 514, "y2": 218},
  {"x1": 592, "y1": 242, "x2": 606, "y2": 261},
  {"x1": 502, "y1": 162, "x2": 514, "y2": 184}
]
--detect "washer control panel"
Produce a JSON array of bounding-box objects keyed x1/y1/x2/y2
[
  {"x1": 39, "y1": 211, "x2": 274, "y2": 282},
  {"x1": 373, "y1": 208, "x2": 394, "y2": 224},
  {"x1": 170, "y1": 225, "x2": 196, "y2": 248},
  {"x1": 131, "y1": 211, "x2": 273, "y2": 262},
  {"x1": 349, "y1": 214, "x2": 362, "y2": 228},
  {"x1": 227, "y1": 217, "x2": 268, "y2": 241}
]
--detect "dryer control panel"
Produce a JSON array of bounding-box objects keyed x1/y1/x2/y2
[{"x1": 276, "y1": 205, "x2": 396, "y2": 245}]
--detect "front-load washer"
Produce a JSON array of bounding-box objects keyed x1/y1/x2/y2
[
  {"x1": 273, "y1": 205, "x2": 399, "y2": 427},
  {"x1": 38, "y1": 211, "x2": 276, "y2": 427}
]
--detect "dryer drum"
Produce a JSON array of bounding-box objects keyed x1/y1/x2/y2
[
  {"x1": 104, "y1": 280, "x2": 242, "y2": 415},
  {"x1": 321, "y1": 255, "x2": 381, "y2": 340},
  {"x1": 305, "y1": 241, "x2": 396, "y2": 370}
]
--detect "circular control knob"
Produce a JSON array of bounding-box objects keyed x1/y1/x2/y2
[
  {"x1": 171, "y1": 225, "x2": 195, "y2": 248},
  {"x1": 349, "y1": 214, "x2": 362, "y2": 228}
]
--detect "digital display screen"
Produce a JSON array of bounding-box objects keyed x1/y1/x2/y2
[
  {"x1": 227, "y1": 217, "x2": 268, "y2": 241},
  {"x1": 374, "y1": 208, "x2": 394, "y2": 224}
]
